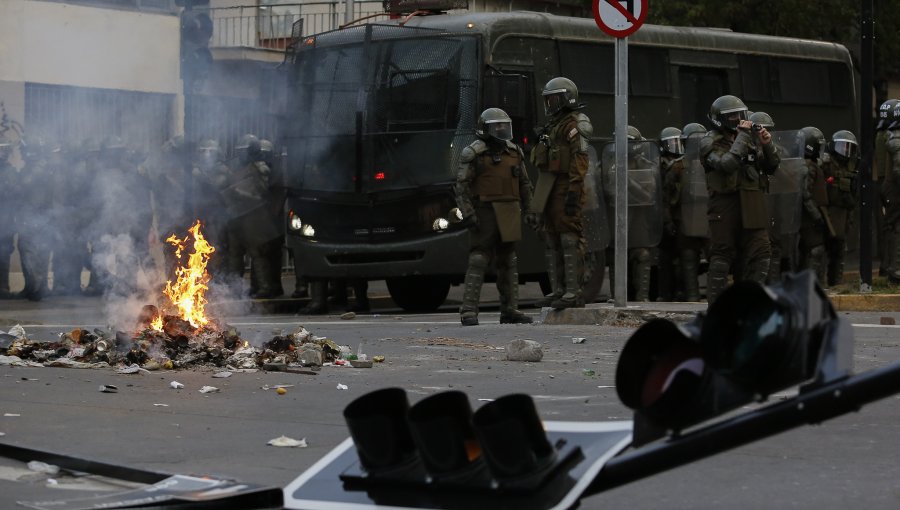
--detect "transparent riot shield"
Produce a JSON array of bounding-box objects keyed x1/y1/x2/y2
[
  {"x1": 582, "y1": 145, "x2": 609, "y2": 253},
  {"x1": 680, "y1": 134, "x2": 710, "y2": 238},
  {"x1": 767, "y1": 131, "x2": 805, "y2": 236},
  {"x1": 600, "y1": 141, "x2": 663, "y2": 248}
]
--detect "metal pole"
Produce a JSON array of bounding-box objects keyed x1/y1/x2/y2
[
  {"x1": 858, "y1": 0, "x2": 874, "y2": 292},
  {"x1": 344, "y1": 0, "x2": 355, "y2": 25},
  {"x1": 614, "y1": 37, "x2": 628, "y2": 308},
  {"x1": 182, "y1": 5, "x2": 195, "y2": 222}
]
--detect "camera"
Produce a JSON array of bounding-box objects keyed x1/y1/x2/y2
[{"x1": 751, "y1": 123, "x2": 763, "y2": 133}]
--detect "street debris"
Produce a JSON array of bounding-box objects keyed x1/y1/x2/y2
[
  {"x1": 4, "y1": 413, "x2": 21, "y2": 417},
  {"x1": 276, "y1": 387, "x2": 287, "y2": 395},
  {"x1": 212, "y1": 371, "x2": 232, "y2": 378},
  {"x1": 153, "y1": 403, "x2": 169, "y2": 407},
  {"x1": 340, "y1": 312, "x2": 356, "y2": 320},
  {"x1": 170, "y1": 381, "x2": 185, "y2": 389},
  {"x1": 261, "y1": 384, "x2": 294, "y2": 391},
  {"x1": 267, "y1": 435, "x2": 308, "y2": 448},
  {"x1": 582, "y1": 369, "x2": 596, "y2": 377},
  {"x1": 198, "y1": 386, "x2": 219, "y2": 394},
  {"x1": 572, "y1": 337, "x2": 586, "y2": 344},
  {"x1": 373, "y1": 355, "x2": 385, "y2": 363},
  {"x1": 27, "y1": 461, "x2": 60, "y2": 475},
  {"x1": 98, "y1": 384, "x2": 119, "y2": 393},
  {"x1": 117, "y1": 364, "x2": 150, "y2": 375},
  {"x1": 506, "y1": 339, "x2": 543, "y2": 362},
  {"x1": 337, "y1": 383, "x2": 349, "y2": 390},
  {"x1": 881, "y1": 317, "x2": 896, "y2": 325},
  {"x1": 350, "y1": 360, "x2": 373, "y2": 368}
]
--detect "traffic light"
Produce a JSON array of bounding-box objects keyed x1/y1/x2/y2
[
  {"x1": 285, "y1": 388, "x2": 632, "y2": 509},
  {"x1": 179, "y1": 6, "x2": 213, "y2": 90},
  {"x1": 615, "y1": 270, "x2": 854, "y2": 446}
]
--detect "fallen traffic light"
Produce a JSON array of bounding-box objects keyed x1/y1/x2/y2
[
  {"x1": 616, "y1": 270, "x2": 853, "y2": 446},
  {"x1": 286, "y1": 388, "x2": 632, "y2": 509},
  {"x1": 180, "y1": 7, "x2": 213, "y2": 89}
]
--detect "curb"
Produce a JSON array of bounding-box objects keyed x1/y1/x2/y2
[{"x1": 830, "y1": 294, "x2": 900, "y2": 312}]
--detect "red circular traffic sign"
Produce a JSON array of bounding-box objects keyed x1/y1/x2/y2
[{"x1": 593, "y1": 0, "x2": 648, "y2": 38}]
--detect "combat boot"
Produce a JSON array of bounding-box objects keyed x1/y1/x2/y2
[
  {"x1": 551, "y1": 233, "x2": 584, "y2": 309},
  {"x1": 706, "y1": 258, "x2": 730, "y2": 305},
  {"x1": 889, "y1": 231, "x2": 900, "y2": 284},
  {"x1": 827, "y1": 241, "x2": 845, "y2": 287},
  {"x1": 497, "y1": 251, "x2": 533, "y2": 324},
  {"x1": 459, "y1": 251, "x2": 487, "y2": 326},
  {"x1": 631, "y1": 248, "x2": 652, "y2": 302},
  {"x1": 536, "y1": 247, "x2": 563, "y2": 307},
  {"x1": 807, "y1": 245, "x2": 827, "y2": 286},
  {"x1": 298, "y1": 281, "x2": 328, "y2": 315}
]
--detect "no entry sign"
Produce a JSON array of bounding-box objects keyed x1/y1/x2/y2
[{"x1": 593, "y1": 0, "x2": 648, "y2": 38}]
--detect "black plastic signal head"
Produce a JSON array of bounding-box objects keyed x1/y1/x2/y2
[
  {"x1": 407, "y1": 390, "x2": 483, "y2": 480},
  {"x1": 343, "y1": 387, "x2": 418, "y2": 474}
]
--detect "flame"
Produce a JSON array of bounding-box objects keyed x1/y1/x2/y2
[
  {"x1": 163, "y1": 220, "x2": 215, "y2": 329},
  {"x1": 243, "y1": 340, "x2": 249, "y2": 349},
  {"x1": 150, "y1": 315, "x2": 164, "y2": 332}
]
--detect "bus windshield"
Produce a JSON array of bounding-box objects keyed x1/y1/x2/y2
[{"x1": 285, "y1": 32, "x2": 479, "y2": 194}]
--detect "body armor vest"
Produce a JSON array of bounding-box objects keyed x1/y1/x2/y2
[
  {"x1": 471, "y1": 148, "x2": 522, "y2": 202},
  {"x1": 807, "y1": 160, "x2": 829, "y2": 207},
  {"x1": 531, "y1": 112, "x2": 579, "y2": 174},
  {"x1": 875, "y1": 131, "x2": 889, "y2": 182},
  {"x1": 822, "y1": 158, "x2": 855, "y2": 208}
]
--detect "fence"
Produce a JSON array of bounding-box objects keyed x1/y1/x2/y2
[{"x1": 201, "y1": 2, "x2": 386, "y2": 49}]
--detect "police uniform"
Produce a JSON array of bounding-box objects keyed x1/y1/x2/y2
[
  {"x1": 531, "y1": 110, "x2": 592, "y2": 308},
  {"x1": 822, "y1": 154, "x2": 857, "y2": 286},
  {"x1": 456, "y1": 138, "x2": 534, "y2": 325},
  {"x1": 701, "y1": 129, "x2": 779, "y2": 303},
  {"x1": 879, "y1": 129, "x2": 900, "y2": 282},
  {"x1": 0, "y1": 143, "x2": 18, "y2": 298},
  {"x1": 798, "y1": 157, "x2": 830, "y2": 284}
]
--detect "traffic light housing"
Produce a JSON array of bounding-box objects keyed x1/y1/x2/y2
[
  {"x1": 179, "y1": 7, "x2": 213, "y2": 90},
  {"x1": 616, "y1": 270, "x2": 854, "y2": 446}
]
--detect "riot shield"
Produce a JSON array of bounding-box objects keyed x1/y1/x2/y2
[
  {"x1": 582, "y1": 145, "x2": 609, "y2": 253},
  {"x1": 680, "y1": 134, "x2": 710, "y2": 238},
  {"x1": 600, "y1": 141, "x2": 663, "y2": 248},
  {"x1": 767, "y1": 131, "x2": 804, "y2": 236}
]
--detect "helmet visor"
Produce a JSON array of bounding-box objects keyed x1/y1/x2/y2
[
  {"x1": 543, "y1": 92, "x2": 567, "y2": 116},
  {"x1": 486, "y1": 121, "x2": 513, "y2": 141},
  {"x1": 661, "y1": 137, "x2": 684, "y2": 156},
  {"x1": 832, "y1": 140, "x2": 858, "y2": 160},
  {"x1": 721, "y1": 109, "x2": 749, "y2": 131}
]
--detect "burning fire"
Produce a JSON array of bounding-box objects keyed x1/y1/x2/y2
[{"x1": 162, "y1": 220, "x2": 216, "y2": 329}]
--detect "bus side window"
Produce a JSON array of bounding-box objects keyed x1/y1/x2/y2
[{"x1": 483, "y1": 73, "x2": 533, "y2": 145}]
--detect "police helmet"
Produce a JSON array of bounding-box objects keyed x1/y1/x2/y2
[
  {"x1": 708, "y1": 95, "x2": 749, "y2": 132},
  {"x1": 681, "y1": 122, "x2": 708, "y2": 141},
  {"x1": 542, "y1": 77, "x2": 579, "y2": 117},
  {"x1": 659, "y1": 127, "x2": 683, "y2": 156},
  {"x1": 828, "y1": 130, "x2": 858, "y2": 161},
  {"x1": 0, "y1": 135, "x2": 13, "y2": 160},
  {"x1": 798, "y1": 127, "x2": 825, "y2": 159},
  {"x1": 196, "y1": 138, "x2": 221, "y2": 163},
  {"x1": 748, "y1": 111, "x2": 775, "y2": 129},
  {"x1": 877, "y1": 99, "x2": 899, "y2": 131},
  {"x1": 475, "y1": 108, "x2": 513, "y2": 144},
  {"x1": 259, "y1": 139, "x2": 275, "y2": 164},
  {"x1": 235, "y1": 133, "x2": 261, "y2": 161}
]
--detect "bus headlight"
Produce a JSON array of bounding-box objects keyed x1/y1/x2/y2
[
  {"x1": 301, "y1": 224, "x2": 316, "y2": 237},
  {"x1": 432, "y1": 218, "x2": 449, "y2": 231},
  {"x1": 290, "y1": 213, "x2": 303, "y2": 231}
]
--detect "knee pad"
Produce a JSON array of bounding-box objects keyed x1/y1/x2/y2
[{"x1": 468, "y1": 251, "x2": 489, "y2": 271}]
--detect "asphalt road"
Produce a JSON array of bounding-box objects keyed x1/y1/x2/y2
[{"x1": 1, "y1": 282, "x2": 900, "y2": 509}]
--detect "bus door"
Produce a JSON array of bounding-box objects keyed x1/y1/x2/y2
[
  {"x1": 483, "y1": 72, "x2": 535, "y2": 148},
  {"x1": 678, "y1": 67, "x2": 728, "y2": 127}
]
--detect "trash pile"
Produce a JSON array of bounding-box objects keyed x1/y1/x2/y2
[{"x1": 0, "y1": 312, "x2": 349, "y2": 371}]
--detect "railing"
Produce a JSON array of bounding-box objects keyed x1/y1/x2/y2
[{"x1": 200, "y1": 2, "x2": 386, "y2": 49}]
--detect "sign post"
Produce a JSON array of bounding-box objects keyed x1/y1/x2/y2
[{"x1": 592, "y1": 0, "x2": 647, "y2": 307}]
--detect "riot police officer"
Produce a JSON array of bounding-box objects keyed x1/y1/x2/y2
[
  {"x1": 250, "y1": 138, "x2": 285, "y2": 299},
  {"x1": 193, "y1": 138, "x2": 230, "y2": 280},
  {"x1": 872, "y1": 99, "x2": 900, "y2": 276},
  {"x1": 530, "y1": 77, "x2": 592, "y2": 309},
  {"x1": 16, "y1": 136, "x2": 53, "y2": 301},
  {"x1": 657, "y1": 126, "x2": 683, "y2": 301},
  {"x1": 797, "y1": 126, "x2": 830, "y2": 284},
  {"x1": 822, "y1": 130, "x2": 859, "y2": 286},
  {"x1": 49, "y1": 141, "x2": 84, "y2": 295},
  {"x1": 455, "y1": 108, "x2": 534, "y2": 326},
  {"x1": 701, "y1": 95, "x2": 779, "y2": 303},
  {"x1": 672, "y1": 122, "x2": 710, "y2": 301},
  {"x1": 876, "y1": 100, "x2": 900, "y2": 283},
  {"x1": 0, "y1": 135, "x2": 17, "y2": 299}
]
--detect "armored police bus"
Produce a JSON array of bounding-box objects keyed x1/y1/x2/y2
[{"x1": 281, "y1": 10, "x2": 857, "y2": 311}]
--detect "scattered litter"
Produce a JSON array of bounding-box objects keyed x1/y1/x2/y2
[
  {"x1": 0, "y1": 432, "x2": 5, "y2": 436},
  {"x1": 170, "y1": 381, "x2": 185, "y2": 389},
  {"x1": 373, "y1": 355, "x2": 385, "y2": 363},
  {"x1": 350, "y1": 360, "x2": 373, "y2": 368},
  {"x1": 47, "y1": 478, "x2": 58, "y2": 485},
  {"x1": 572, "y1": 337, "x2": 586, "y2": 344},
  {"x1": 507, "y1": 339, "x2": 543, "y2": 362},
  {"x1": 597, "y1": 385, "x2": 615, "y2": 389},
  {"x1": 117, "y1": 364, "x2": 150, "y2": 375},
  {"x1": 212, "y1": 371, "x2": 232, "y2": 378},
  {"x1": 8, "y1": 325, "x2": 27, "y2": 339},
  {"x1": 198, "y1": 386, "x2": 220, "y2": 394},
  {"x1": 267, "y1": 435, "x2": 308, "y2": 448},
  {"x1": 98, "y1": 384, "x2": 119, "y2": 393},
  {"x1": 336, "y1": 383, "x2": 349, "y2": 390},
  {"x1": 549, "y1": 375, "x2": 555, "y2": 379},
  {"x1": 4, "y1": 413, "x2": 20, "y2": 417},
  {"x1": 340, "y1": 312, "x2": 356, "y2": 320},
  {"x1": 20, "y1": 377, "x2": 39, "y2": 381},
  {"x1": 477, "y1": 398, "x2": 494, "y2": 402},
  {"x1": 27, "y1": 461, "x2": 60, "y2": 475},
  {"x1": 582, "y1": 369, "x2": 596, "y2": 377},
  {"x1": 153, "y1": 404, "x2": 169, "y2": 407},
  {"x1": 276, "y1": 387, "x2": 287, "y2": 395},
  {"x1": 261, "y1": 384, "x2": 294, "y2": 391}
]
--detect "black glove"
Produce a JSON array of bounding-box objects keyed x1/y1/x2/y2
[
  {"x1": 564, "y1": 191, "x2": 580, "y2": 216},
  {"x1": 524, "y1": 212, "x2": 540, "y2": 230},
  {"x1": 463, "y1": 214, "x2": 478, "y2": 228}
]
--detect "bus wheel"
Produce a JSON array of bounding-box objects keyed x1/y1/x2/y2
[{"x1": 386, "y1": 276, "x2": 451, "y2": 312}]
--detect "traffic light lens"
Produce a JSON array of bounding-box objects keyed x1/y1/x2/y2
[
  {"x1": 472, "y1": 394, "x2": 556, "y2": 480},
  {"x1": 343, "y1": 387, "x2": 418, "y2": 473},
  {"x1": 733, "y1": 304, "x2": 785, "y2": 371},
  {"x1": 407, "y1": 391, "x2": 482, "y2": 476}
]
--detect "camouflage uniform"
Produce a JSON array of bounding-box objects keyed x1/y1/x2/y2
[
  {"x1": 456, "y1": 137, "x2": 534, "y2": 325},
  {"x1": 822, "y1": 151, "x2": 857, "y2": 286},
  {"x1": 16, "y1": 138, "x2": 53, "y2": 300},
  {"x1": 879, "y1": 129, "x2": 900, "y2": 282},
  {"x1": 798, "y1": 157, "x2": 829, "y2": 284}
]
